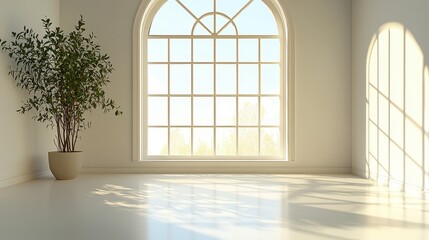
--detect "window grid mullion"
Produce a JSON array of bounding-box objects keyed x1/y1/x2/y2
[
  {"x1": 191, "y1": 36, "x2": 194, "y2": 156},
  {"x1": 214, "y1": 0, "x2": 217, "y2": 35},
  {"x1": 214, "y1": 0, "x2": 218, "y2": 156},
  {"x1": 213, "y1": 36, "x2": 217, "y2": 156},
  {"x1": 167, "y1": 38, "x2": 171, "y2": 155},
  {"x1": 258, "y1": 38, "x2": 261, "y2": 156},
  {"x1": 235, "y1": 34, "x2": 239, "y2": 156}
]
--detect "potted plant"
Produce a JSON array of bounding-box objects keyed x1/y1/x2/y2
[{"x1": 0, "y1": 16, "x2": 121, "y2": 180}]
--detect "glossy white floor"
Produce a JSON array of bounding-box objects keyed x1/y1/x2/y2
[{"x1": 0, "y1": 174, "x2": 428, "y2": 240}]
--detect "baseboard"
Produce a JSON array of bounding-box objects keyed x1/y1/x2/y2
[
  {"x1": 81, "y1": 166, "x2": 351, "y2": 174},
  {"x1": 0, "y1": 169, "x2": 50, "y2": 189}
]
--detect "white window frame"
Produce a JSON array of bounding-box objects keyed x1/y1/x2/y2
[{"x1": 133, "y1": 0, "x2": 294, "y2": 162}]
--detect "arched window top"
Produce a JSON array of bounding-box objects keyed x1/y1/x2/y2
[{"x1": 149, "y1": 0, "x2": 279, "y2": 36}]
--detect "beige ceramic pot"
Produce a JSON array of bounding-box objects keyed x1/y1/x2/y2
[{"x1": 48, "y1": 151, "x2": 83, "y2": 180}]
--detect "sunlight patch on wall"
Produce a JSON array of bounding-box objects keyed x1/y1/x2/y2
[{"x1": 366, "y1": 22, "x2": 429, "y2": 191}]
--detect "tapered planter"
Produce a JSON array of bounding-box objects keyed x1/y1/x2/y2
[{"x1": 48, "y1": 151, "x2": 83, "y2": 180}]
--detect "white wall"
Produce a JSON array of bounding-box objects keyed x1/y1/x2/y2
[
  {"x1": 60, "y1": 0, "x2": 352, "y2": 173},
  {"x1": 285, "y1": 0, "x2": 351, "y2": 170},
  {"x1": 0, "y1": 0, "x2": 59, "y2": 187},
  {"x1": 352, "y1": 0, "x2": 429, "y2": 191}
]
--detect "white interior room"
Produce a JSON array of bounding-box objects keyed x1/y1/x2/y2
[{"x1": 0, "y1": 0, "x2": 428, "y2": 239}]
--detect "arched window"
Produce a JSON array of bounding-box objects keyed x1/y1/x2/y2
[{"x1": 134, "y1": 0, "x2": 293, "y2": 161}]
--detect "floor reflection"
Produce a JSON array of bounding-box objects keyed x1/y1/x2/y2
[{"x1": 89, "y1": 174, "x2": 429, "y2": 240}]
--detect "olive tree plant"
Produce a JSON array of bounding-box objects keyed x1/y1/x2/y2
[{"x1": 0, "y1": 16, "x2": 121, "y2": 152}]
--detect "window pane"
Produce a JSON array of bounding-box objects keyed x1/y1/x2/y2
[
  {"x1": 216, "y1": 39, "x2": 236, "y2": 62},
  {"x1": 200, "y1": 15, "x2": 214, "y2": 33},
  {"x1": 238, "y1": 64, "x2": 258, "y2": 94},
  {"x1": 148, "y1": 39, "x2": 168, "y2": 62},
  {"x1": 234, "y1": 0, "x2": 278, "y2": 35},
  {"x1": 170, "y1": 39, "x2": 191, "y2": 62},
  {"x1": 149, "y1": 0, "x2": 195, "y2": 35},
  {"x1": 193, "y1": 23, "x2": 212, "y2": 35},
  {"x1": 239, "y1": 39, "x2": 258, "y2": 62},
  {"x1": 193, "y1": 128, "x2": 214, "y2": 156},
  {"x1": 261, "y1": 39, "x2": 280, "y2": 62},
  {"x1": 217, "y1": 0, "x2": 250, "y2": 20},
  {"x1": 216, "y1": 128, "x2": 236, "y2": 155},
  {"x1": 194, "y1": 64, "x2": 214, "y2": 94},
  {"x1": 148, "y1": 128, "x2": 168, "y2": 155},
  {"x1": 170, "y1": 128, "x2": 191, "y2": 155},
  {"x1": 261, "y1": 128, "x2": 280, "y2": 156},
  {"x1": 261, "y1": 64, "x2": 280, "y2": 94},
  {"x1": 171, "y1": 64, "x2": 191, "y2": 94},
  {"x1": 148, "y1": 97, "x2": 168, "y2": 126},
  {"x1": 194, "y1": 97, "x2": 214, "y2": 126},
  {"x1": 238, "y1": 97, "x2": 258, "y2": 126},
  {"x1": 171, "y1": 97, "x2": 191, "y2": 126},
  {"x1": 216, "y1": 97, "x2": 236, "y2": 126},
  {"x1": 194, "y1": 39, "x2": 214, "y2": 62},
  {"x1": 179, "y1": 0, "x2": 213, "y2": 18},
  {"x1": 218, "y1": 23, "x2": 237, "y2": 35},
  {"x1": 261, "y1": 97, "x2": 280, "y2": 126},
  {"x1": 216, "y1": 64, "x2": 236, "y2": 94},
  {"x1": 216, "y1": 15, "x2": 236, "y2": 34},
  {"x1": 238, "y1": 128, "x2": 258, "y2": 155},
  {"x1": 148, "y1": 64, "x2": 168, "y2": 94}
]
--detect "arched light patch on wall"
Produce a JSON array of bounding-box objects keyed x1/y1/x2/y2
[{"x1": 366, "y1": 22, "x2": 429, "y2": 190}]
